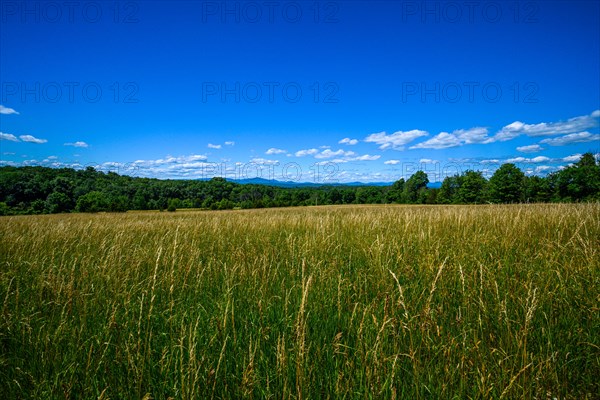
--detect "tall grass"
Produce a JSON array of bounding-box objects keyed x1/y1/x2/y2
[{"x1": 1, "y1": 204, "x2": 598, "y2": 398}]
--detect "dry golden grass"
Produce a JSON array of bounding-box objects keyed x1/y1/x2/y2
[{"x1": 1, "y1": 204, "x2": 599, "y2": 398}]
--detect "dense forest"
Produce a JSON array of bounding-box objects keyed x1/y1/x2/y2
[{"x1": 0, "y1": 152, "x2": 599, "y2": 215}]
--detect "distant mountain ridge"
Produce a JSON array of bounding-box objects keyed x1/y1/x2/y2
[
  {"x1": 203, "y1": 177, "x2": 442, "y2": 189},
  {"x1": 228, "y1": 178, "x2": 392, "y2": 187}
]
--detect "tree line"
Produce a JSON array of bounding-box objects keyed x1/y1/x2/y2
[{"x1": 0, "y1": 152, "x2": 598, "y2": 215}]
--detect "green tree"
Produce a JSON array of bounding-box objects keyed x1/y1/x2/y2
[
  {"x1": 108, "y1": 195, "x2": 130, "y2": 212},
  {"x1": 29, "y1": 199, "x2": 47, "y2": 214},
  {"x1": 0, "y1": 202, "x2": 11, "y2": 216},
  {"x1": 45, "y1": 191, "x2": 73, "y2": 213},
  {"x1": 523, "y1": 175, "x2": 551, "y2": 203},
  {"x1": 76, "y1": 191, "x2": 108, "y2": 213},
  {"x1": 487, "y1": 164, "x2": 525, "y2": 203},
  {"x1": 456, "y1": 170, "x2": 487, "y2": 204},
  {"x1": 438, "y1": 175, "x2": 461, "y2": 204},
  {"x1": 404, "y1": 171, "x2": 429, "y2": 203},
  {"x1": 387, "y1": 178, "x2": 405, "y2": 203},
  {"x1": 553, "y1": 152, "x2": 600, "y2": 201},
  {"x1": 132, "y1": 189, "x2": 149, "y2": 210},
  {"x1": 167, "y1": 198, "x2": 179, "y2": 212}
]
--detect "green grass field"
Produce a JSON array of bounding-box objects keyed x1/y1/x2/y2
[{"x1": 1, "y1": 204, "x2": 599, "y2": 399}]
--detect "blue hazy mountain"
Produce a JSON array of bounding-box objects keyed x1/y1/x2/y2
[{"x1": 198, "y1": 177, "x2": 442, "y2": 189}]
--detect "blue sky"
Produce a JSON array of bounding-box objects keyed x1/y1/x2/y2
[{"x1": 1, "y1": 0, "x2": 599, "y2": 183}]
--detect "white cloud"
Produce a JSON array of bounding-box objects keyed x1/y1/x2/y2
[
  {"x1": 493, "y1": 122, "x2": 527, "y2": 142},
  {"x1": 208, "y1": 143, "x2": 222, "y2": 149},
  {"x1": 0, "y1": 105, "x2": 19, "y2": 115},
  {"x1": 506, "y1": 156, "x2": 550, "y2": 163},
  {"x1": 316, "y1": 154, "x2": 380, "y2": 165},
  {"x1": 339, "y1": 137, "x2": 359, "y2": 145},
  {"x1": 225, "y1": 141, "x2": 235, "y2": 146},
  {"x1": 314, "y1": 149, "x2": 355, "y2": 159},
  {"x1": 530, "y1": 156, "x2": 550, "y2": 163},
  {"x1": 295, "y1": 148, "x2": 319, "y2": 157},
  {"x1": 410, "y1": 127, "x2": 490, "y2": 149},
  {"x1": 64, "y1": 141, "x2": 89, "y2": 148},
  {"x1": 454, "y1": 127, "x2": 491, "y2": 144},
  {"x1": 592, "y1": 110, "x2": 600, "y2": 118},
  {"x1": 353, "y1": 154, "x2": 380, "y2": 161},
  {"x1": 410, "y1": 132, "x2": 461, "y2": 149},
  {"x1": 505, "y1": 157, "x2": 527, "y2": 163},
  {"x1": 562, "y1": 154, "x2": 582, "y2": 163},
  {"x1": 535, "y1": 166, "x2": 554, "y2": 173},
  {"x1": 133, "y1": 154, "x2": 208, "y2": 167},
  {"x1": 539, "y1": 132, "x2": 600, "y2": 146},
  {"x1": 315, "y1": 159, "x2": 345, "y2": 165},
  {"x1": 1, "y1": 132, "x2": 19, "y2": 142},
  {"x1": 516, "y1": 144, "x2": 544, "y2": 153},
  {"x1": 266, "y1": 148, "x2": 287, "y2": 155},
  {"x1": 47, "y1": 156, "x2": 58, "y2": 160},
  {"x1": 480, "y1": 159, "x2": 501, "y2": 164},
  {"x1": 250, "y1": 157, "x2": 279, "y2": 165},
  {"x1": 365, "y1": 130, "x2": 428, "y2": 150},
  {"x1": 419, "y1": 158, "x2": 439, "y2": 164},
  {"x1": 493, "y1": 111, "x2": 599, "y2": 142},
  {"x1": 384, "y1": 160, "x2": 400, "y2": 165},
  {"x1": 20, "y1": 135, "x2": 47, "y2": 144}
]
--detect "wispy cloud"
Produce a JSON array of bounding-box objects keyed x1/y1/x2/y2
[
  {"x1": 562, "y1": 154, "x2": 582, "y2": 163},
  {"x1": 365, "y1": 130, "x2": 428, "y2": 150},
  {"x1": 295, "y1": 148, "x2": 319, "y2": 157},
  {"x1": 384, "y1": 160, "x2": 400, "y2": 165},
  {"x1": 0, "y1": 105, "x2": 19, "y2": 115},
  {"x1": 539, "y1": 132, "x2": 600, "y2": 146},
  {"x1": 480, "y1": 159, "x2": 501, "y2": 164},
  {"x1": 0, "y1": 132, "x2": 19, "y2": 142},
  {"x1": 353, "y1": 154, "x2": 380, "y2": 161},
  {"x1": 208, "y1": 143, "x2": 222, "y2": 149},
  {"x1": 64, "y1": 141, "x2": 89, "y2": 148},
  {"x1": 410, "y1": 132, "x2": 460, "y2": 149},
  {"x1": 453, "y1": 127, "x2": 491, "y2": 144},
  {"x1": 266, "y1": 148, "x2": 287, "y2": 155},
  {"x1": 506, "y1": 156, "x2": 550, "y2": 163},
  {"x1": 339, "y1": 137, "x2": 358, "y2": 145},
  {"x1": 20, "y1": 134, "x2": 47, "y2": 144},
  {"x1": 133, "y1": 154, "x2": 208, "y2": 166},
  {"x1": 410, "y1": 127, "x2": 490, "y2": 149},
  {"x1": 492, "y1": 111, "x2": 599, "y2": 142},
  {"x1": 224, "y1": 141, "x2": 235, "y2": 146},
  {"x1": 372, "y1": 111, "x2": 599, "y2": 150},
  {"x1": 315, "y1": 154, "x2": 380, "y2": 165},
  {"x1": 314, "y1": 149, "x2": 355, "y2": 159},
  {"x1": 250, "y1": 157, "x2": 279, "y2": 165},
  {"x1": 534, "y1": 165, "x2": 555, "y2": 173},
  {"x1": 516, "y1": 144, "x2": 544, "y2": 153}
]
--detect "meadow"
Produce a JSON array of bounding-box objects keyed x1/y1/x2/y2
[{"x1": 0, "y1": 204, "x2": 598, "y2": 399}]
